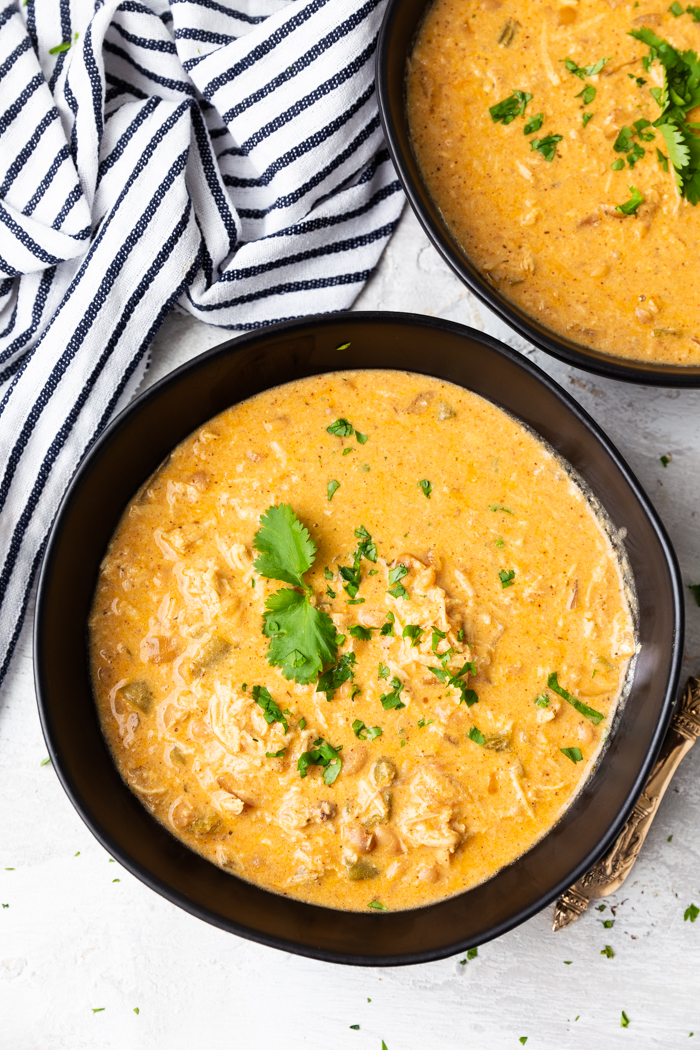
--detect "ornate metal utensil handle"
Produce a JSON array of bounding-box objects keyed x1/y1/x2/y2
[{"x1": 553, "y1": 676, "x2": 700, "y2": 931}]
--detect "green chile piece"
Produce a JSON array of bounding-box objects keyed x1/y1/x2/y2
[
  {"x1": 483, "y1": 734, "x2": 510, "y2": 752},
  {"x1": 371, "y1": 757, "x2": 397, "y2": 787},
  {"x1": 347, "y1": 860, "x2": 380, "y2": 881},
  {"x1": 187, "y1": 814, "x2": 221, "y2": 836},
  {"x1": 191, "y1": 635, "x2": 231, "y2": 677},
  {"x1": 118, "y1": 680, "x2": 153, "y2": 714}
]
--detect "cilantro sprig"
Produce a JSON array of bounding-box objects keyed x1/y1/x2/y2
[
  {"x1": 352, "y1": 720, "x2": 383, "y2": 740},
  {"x1": 254, "y1": 505, "x2": 338, "y2": 683},
  {"x1": 615, "y1": 186, "x2": 645, "y2": 215},
  {"x1": 317, "y1": 652, "x2": 357, "y2": 700},
  {"x1": 530, "y1": 134, "x2": 563, "y2": 162},
  {"x1": 562, "y1": 56, "x2": 610, "y2": 79},
  {"x1": 429, "y1": 656, "x2": 478, "y2": 706},
  {"x1": 380, "y1": 676, "x2": 406, "y2": 710},
  {"x1": 298, "y1": 738, "x2": 343, "y2": 785},
  {"x1": 338, "y1": 525, "x2": 377, "y2": 601},
  {"x1": 630, "y1": 28, "x2": 700, "y2": 203},
  {"x1": 251, "y1": 685, "x2": 288, "y2": 733},
  {"x1": 327, "y1": 418, "x2": 368, "y2": 444},
  {"x1": 387, "y1": 563, "x2": 409, "y2": 599}
]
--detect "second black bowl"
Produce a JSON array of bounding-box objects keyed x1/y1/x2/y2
[
  {"x1": 376, "y1": 0, "x2": 700, "y2": 387},
  {"x1": 35, "y1": 312, "x2": 682, "y2": 965}
]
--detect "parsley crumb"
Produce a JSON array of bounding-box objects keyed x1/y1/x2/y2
[
  {"x1": 670, "y1": 1, "x2": 684, "y2": 14},
  {"x1": 327, "y1": 479, "x2": 340, "y2": 501},
  {"x1": 418, "y1": 479, "x2": 432, "y2": 498},
  {"x1": 368, "y1": 900, "x2": 387, "y2": 910},
  {"x1": 520, "y1": 1040, "x2": 528, "y2": 1046},
  {"x1": 531, "y1": 133, "x2": 563, "y2": 161},
  {"x1": 685, "y1": 903, "x2": 699, "y2": 922},
  {"x1": 1, "y1": 904, "x2": 8, "y2": 909},
  {"x1": 92, "y1": 1008, "x2": 105, "y2": 1013},
  {"x1": 603, "y1": 919, "x2": 614, "y2": 928},
  {"x1": 668, "y1": 834, "x2": 673, "y2": 841},
  {"x1": 134, "y1": 1007, "x2": 139, "y2": 1014},
  {"x1": 561, "y1": 746, "x2": 583, "y2": 763},
  {"x1": 597, "y1": 904, "x2": 607, "y2": 911},
  {"x1": 660, "y1": 453, "x2": 672, "y2": 467},
  {"x1": 621, "y1": 1010, "x2": 630, "y2": 1028},
  {"x1": 468, "y1": 726, "x2": 485, "y2": 746},
  {"x1": 601, "y1": 945, "x2": 615, "y2": 958},
  {"x1": 335, "y1": 341, "x2": 351, "y2": 351},
  {"x1": 688, "y1": 584, "x2": 700, "y2": 606},
  {"x1": 40, "y1": 757, "x2": 51, "y2": 766},
  {"x1": 350, "y1": 1024, "x2": 360, "y2": 1030},
  {"x1": 467, "y1": 947, "x2": 478, "y2": 959},
  {"x1": 564, "y1": 960, "x2": 573, "y2": 965}
]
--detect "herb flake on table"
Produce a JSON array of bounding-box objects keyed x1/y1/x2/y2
[
  {"x1": 297, "y1": 737, "x2": 342, "y2": 784},
  {"x1": 489, "y1": 90, "x2": 532, "y2": 125},
  {"x1": 40, "y1": 757, "x2": 51, "y2": 766},
  {"x1": 524, "y1": 112, "x2": 544, "y2": 134},
  {"x1": 548, "y1": 671, "x2": 604, "y2": 723},
  {"x1": 601, "y1": 944, "x2": 615, "y2": 958},
  {"x1": 689, "y1": 583, "x2": 700, "y2": 605},
  {"x1": 519, "y1": 1040, "x2": 528, "y2": 1046},
  {"x1": 685, "y1": 902, "x2": 699, "y2": 921},
  {"x1": 661, "y1": 453, "x2": 672, "y2": 466},
  {"x1": 530, "y1": 134, "x2": 563, "y2": 161},
  {"x1": 603, "y1": 919, "x2": 614, "y2": 928},
  {"x1": 349, "y1": 1024, "x2": 360, "y2": 1029},
  {"x1": 561, "y1": 746, "x2": 583, "y2": 763},
  {"x1": 380, "y1": 677, "x2": 406, "y2": 710},
  {"x1": 252, "y1": 685, "x2": 288, "y2": 733},
  {"x1": 49, "y1": 32, "x2": 78, "y2": 54},
  {"x1": 621, "y1": 1010, "x2": 630, "y2": 1028},
  {"x1": 418, "y1": 479, "x2": 432, "y2": 498},
  {"x1": 429, "y1": 658, "x2": 478, "y2": 706}
]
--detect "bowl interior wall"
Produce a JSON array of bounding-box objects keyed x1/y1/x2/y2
[{"x1": 35, "y1": 314, "x2": 681, "y2": 964}]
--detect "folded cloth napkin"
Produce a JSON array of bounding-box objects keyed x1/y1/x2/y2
[{"x1": 0, "y1": 0, "x2": 404, "y2": 687}]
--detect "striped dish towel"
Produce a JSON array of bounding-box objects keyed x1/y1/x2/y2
[{"x1": 0, "y1": 0, "x2": 404, "y2": 688}]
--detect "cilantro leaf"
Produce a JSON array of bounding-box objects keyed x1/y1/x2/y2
[
  {"x1": 253, "y1": 504, "x2": 315, "y2": 589},
  {"x1": 615, "y1": 185, "x2": 645, "y2": 215},
  {"x1": 418, "y1": 479, "x2": 432, "y2": 499},
  {"x1": 251, "y1": 685, "x2": 288, "y2": 733},
  {"x1": 354, "y1": 525, "x2": 377, "y2": 563},
  {"x1": 298, "y1": 737, "x2": 343, "y2": 784},
  {"x1": 402, "y1": 624, "x2": 424, "y2": 647},
  {"x1": 349, "y1": 624, "x2": 374, "y2": 641},
  {"x1": 621, "y1": 1011, "x2": 630, "y2": 1029},
  {"x1": 612, "y1": 158, "x2": 625, "y2": 170},
  {"x1": 689, "y1": 4, "x2": 700, "y2": 19},
  {"x1": 561, "y1": 746, "x2": 583, "y2": 763},
  {"x1": 327, "y1": 479, "x2": 340, "y2": 501},
  {"x1": 49, "y1": 31, "x2": 78, "y2": 54},
  {"x1": 576, "y1": 84, "x2": 596, "y2": 105},
  {"x1": 369, "y1": 900, "x2": 388, "y2": 910},
  {"x1": 524, "y1": 112, "x2": 544, "y2": 134},
  {"x1": 317, "y1": 651, "x2": 356, "y2": 700},
  {"x1": 685, "y1": 902, "x2": 699, "y2": 921},
  {"x1": 670, "y1": 1, "x2": 684, "y2": 14},
  {"x1": 378, "y1": 662, "x2": 390, "y2": 679},
  {"x1": 353, "y1": 719, "x2": 383, "y2": 740},
  {"x1": 327, "y1": 418, "x2": 354, "y2": 437},
  {"x1": 657, "y1": 147, "x2": 670, "y2": 170},
  {"x1": 534, "y1": 693, "x2": 550, "y2": 708},
  {"x1": 548, "y1": 671, "x2": 604, "y2": 723},
  {"x1": 468, "y1": 726, "x2": 485, "y2": 745},
  {"x1": 499, "y1": 568, "x2": 515, "y2": 588},
  {"x1": 530, "y1": 134, "x2": 563, "y2": 161},
  {"x1": 264, "y1": 588, "x2": 337, "y2": 683},
  {"x1": 489, "y1": 90, "x2": 532, "y2": 125},
  {"x1": 601, "y1": 945, "x2": 614, "y2": 958},
  {"x1": 265, "y1": 747, "x2": 287, "y2": 758},
  {"x1": 380, "y1": 612, "x2": 395, "y2": 636},
  {"x1": 582, "y1": 112, "x2": 593, "y2": 127},
  {"x1": 563, "y1": 56, "x2": 610, "y2": 79},
  {"x1": 380, "y1": 677, "x2": 406, "y2": 710}
]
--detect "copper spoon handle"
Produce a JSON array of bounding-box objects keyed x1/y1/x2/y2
[{"x1": 553, "y1": 676, "x2": 700, "y2": 931}]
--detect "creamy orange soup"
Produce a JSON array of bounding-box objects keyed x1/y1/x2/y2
[
  {"x1": 90, "y1": 370, "x2": 635, "y2": 911},
  {"x1": 407, "y1": 0, "x2": 700, "y2": 365}
]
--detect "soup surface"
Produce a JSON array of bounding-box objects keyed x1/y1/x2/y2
[
  {"x1": 90, "y1": 370, "x2": 635, "y2": 911},
  {"x1": 407, "y1": 0, "x2": 700, "y2": 365}
]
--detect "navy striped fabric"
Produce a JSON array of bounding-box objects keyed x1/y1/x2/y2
[{"x1": 0, "y1": 0, "x2": 404, "y2": 687}]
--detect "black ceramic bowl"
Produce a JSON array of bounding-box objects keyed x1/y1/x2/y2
[
  {"x1": 376, "y1": 0, "x2": 700, "y2": 387},
  {"x1": 35, "y1": 313, "x2": 683, "y2": 965}
]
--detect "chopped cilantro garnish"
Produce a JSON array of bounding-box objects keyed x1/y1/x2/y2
[
  {"x1": 530, "y1": 134, "x2": 563, "y2": 161},
  {"x1": 417, "y1": 718, "x2": 434, "y2": 728},
  {"x1": 468, "y1": 726, "x2": 485, "y2": 745},
  {"x1": 688, "y1": 3, "x2": 700, "y2": 19},
  {"x1": 40, "y1": 757, "x2": 51, "y2": 766},
  {"x1": 380, "y1": 677, "x2": 406, "y2": 710},
  {"x1": 369, "y1": 900, "x2": 388, "y2": 910},
  {"x1": 519, "y1": 1040, "x2": 528, "y2": 1047},
  {"x1": 380, "y1": 612, "x2": 396, "y2": 636},
  {"x1": 499, "y1": 568, "x2": 515, "y2": 588},
  {"x1": 324, "y1": 567, "x2": 334, "y2": 580},
  {"x1": 327, "y1": 479, "x2": 340, "y2": 501},
  {"x1": 582, "y1": 112, "x2": 594, "y2": 127},
  {"x1": 326, "y1": 585, "x2": 336, "y2": 598},
  {"x1": 352, "y1": 719, "x2": 383, "y2": 740},
  {"x1": 621, "y1": 1011, "x2": 630, "y2": 1028},
  {"x1": 349, "y1": 624, "x2": 375, "y2": 641},
  {"x1": 661, "y1": 453, "x2": 672, "y2": 467},
  {"x1": 350, "y1": 1024, "x2": 360, "y2": 1030},
  {"x1": 601, "y1": 944, "x2": 615, "y2": 958},
  {"x1": 299, "y1": 717, "x2": 307, "y2": 729},
  {"x1": 688, "y1": 583, "x2": 700, "y2": 605},
  {"x1": 252, "y1": 685, "x2": 288, "y2": 733},
  {"x1": 685, "y1": 903, "x2": 699, "y2": 921},
  {"x1": 298, "y1": 737, "x2": 343, "y2": 784},
  {"x1": 387, "y1": 563, "x2": 409, "y2": 599},
  {"x1": 562, "y1": 56, "x2": 610, "y2": 78},
  {"x1": 490, "y1": 504, "x2": 513, "y2": 514},
  {"x1": 615, "y1": 186, "x2": 645, "y2": 215},
  {"x1": 327, "y1": 418, "x2": 354, "y2": 437},
  {"x1": 670, "y1": 1, "x2": 684, "y2": 14},
  {"x1": 549, "y1": 671, "x2": 604, "y2": 723},
  {"x1": 338, "y1": 527, "x2": 376, "y2": 601},
  {"x1": 613, "y1": 126, "x2": 634, "y2": 153},
  {"x1": 457, "y1": 629, "x2": 465, "y2": 641},
  {"x1": 431, "y1": 627, "x2": 447, "y2": 651},
  {"x1": 633, "y1": 117, "x2": 655, "y2": 141},
  {"x1": 265, "y1": 747, "x2": 287, "y2": 758},
  {"x1": 92, "y1": 1007, "x2": 105, "y2": 1013},
  {"x1": 317, "y1": 652, "x2": 357, "y2": 700},
  {"x1": 611, "y1": 158, "x2": 625, "y2": 170},
  {"x1": 534, "y1": 693, "x2": 550, "y2": 708},
  {"x1": 356, "y1": 431, "x2": 368, "y2": 444},
  {"x1": 657, "y1": 148, "x2": 670, "y2": 170},
  {"x1": 561, "y1": 746, "x2": 584, "y2": 763},
  {"x1": 429, "y1": 660, "x2": 478, "y2": 705},
  {"x1": 418, "y1": 479, "x2": 432, "y2": 499},
  {"x1": 354, "y1": 525, "x2": 377, "y2": 563},
  {"x1": 343, "y1": 447, "x2": 354, "y2": 456},
  {"x1": 378, "y1": 662, "x2": 390, "y2": 680},
  {"x1": 576, "y1": 84, "x2": 596, "y2": 105},
  {"x1": 403, "y1": 624, "x2": 424, "y2": 647},
  {"x1": 524, "y1": 112, "x2": 544, "y2": 134},
  {"x1": 467, "y1": 947, "x2": 478, "y2": 960},
  {"x1": 489, "y1": 90, "x2": 532, "y2": 125}
]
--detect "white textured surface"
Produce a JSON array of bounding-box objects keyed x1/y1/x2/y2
[{"x1": 2, "y1": 207, "x2": 699, "y2": 1050}]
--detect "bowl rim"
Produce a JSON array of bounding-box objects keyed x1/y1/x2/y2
[
  {"x1": 34, "y1": 311, "x2": 684, "y2": 965},
  {"x1": 376, "y1": 0, "x2": 700, "y2": 387}
]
